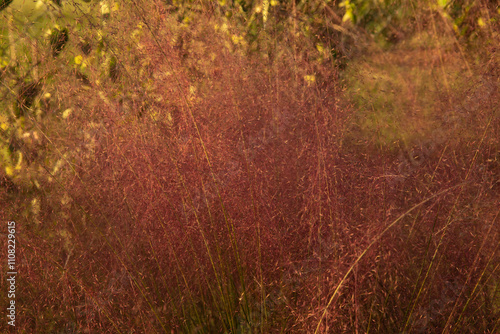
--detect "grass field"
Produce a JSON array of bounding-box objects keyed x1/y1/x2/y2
[{"x1": 1, "y1": 0, "x2": 499, "y2": 332}]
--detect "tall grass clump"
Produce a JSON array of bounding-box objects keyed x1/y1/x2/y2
[{"x1": 1, "y1": 0, "x2": 499, "y2": 332}]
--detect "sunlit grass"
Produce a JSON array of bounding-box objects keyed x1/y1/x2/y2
[{"x1": 1, "y1": 0, "x2": 499, "y2": 332}]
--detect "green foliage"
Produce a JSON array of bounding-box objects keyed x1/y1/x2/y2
[
  {"x1": 16, "y1": 81, "x2": 42, "y2": 115},
  {"x1": 341, "y1": 0, "x2": 409, "y2": 45},
  {"x1": 164, "y1": 0, "x2": 345, "y2": 62},
  {"x1": 444, "y1": 0, "x2": 498, "y2": 45},
  {"x1": 339, "y1": 0, "x2": 499, "y2": 49},
  {"x1": 0, "y1": 0, "x2": 116, "y2": 185},
  {"x1": 49, "y1": 27, "x2": 69, "y2": 57}
]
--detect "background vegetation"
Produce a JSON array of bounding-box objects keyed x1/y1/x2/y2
[{"x1": 1, "y1": 0, "x2": 499, "y2": 332}]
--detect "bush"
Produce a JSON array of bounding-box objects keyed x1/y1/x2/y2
[{"x1": 1, "y1": 0, "x2": 499, "y2": 332}]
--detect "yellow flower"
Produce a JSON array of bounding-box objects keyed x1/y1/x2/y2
[
  {"x1": 5, "y1": 166, "x2": 14, "y2": 177},
  {"x1": 304, "y1": 74, "x2": 316, "y2": 86},
  {"x1": 74, "y1": 55, "x2": 83, "y2": 65}
]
